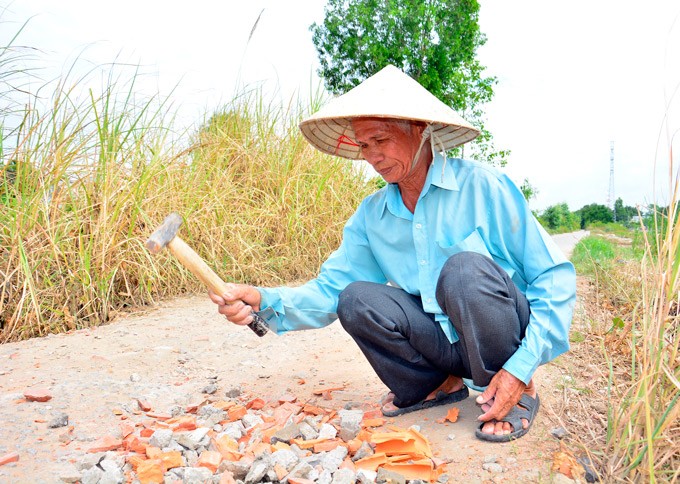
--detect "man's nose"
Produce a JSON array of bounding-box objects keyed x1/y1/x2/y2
[{"x1": 362, "y1": 146, "x2": 383, "y2": 164}]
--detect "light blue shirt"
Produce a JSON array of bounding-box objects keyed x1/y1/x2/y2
[{"x1": 258, "y1": 154, "x2": 576, "y2": 384}]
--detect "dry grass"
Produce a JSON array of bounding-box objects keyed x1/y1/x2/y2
[
  {"x1": 560, "y1": 216, "x2": 679, "y2": 481},
  {"x1": 0, "y1": 62, "x2": 376, "y2": 342}
]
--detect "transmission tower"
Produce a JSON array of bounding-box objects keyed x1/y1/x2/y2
[{"x1": 607, "y1": 141, "x2": 616, "y2": 221}]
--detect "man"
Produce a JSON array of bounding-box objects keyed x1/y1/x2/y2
[{"x1": 210, "y1": 65, "x2": 576, "y2": 442}]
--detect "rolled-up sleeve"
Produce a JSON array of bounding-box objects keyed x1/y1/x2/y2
[{"x1": 257, "y1": 200, "x2": 386, "y2": 334}]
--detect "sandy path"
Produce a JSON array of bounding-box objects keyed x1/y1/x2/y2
[{"x1": 0, "y1": 233, "x2": 586, "y2": 483}]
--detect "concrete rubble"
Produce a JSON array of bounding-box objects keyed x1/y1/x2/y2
[{"x1": 49, "y1": 387, "x2": 453, "y2": 484}]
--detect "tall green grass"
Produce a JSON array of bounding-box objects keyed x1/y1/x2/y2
[{"x1": 0, "y1": 46, "x2": 375, "y2": 342}]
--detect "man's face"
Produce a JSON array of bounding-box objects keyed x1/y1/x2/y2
[{"x1": 351, "y1": 118, "x2": 425, "y2": 184}]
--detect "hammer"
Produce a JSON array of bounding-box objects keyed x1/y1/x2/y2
[{"x1": 145, "y1": 213, "x2": 269, "y2": 337}]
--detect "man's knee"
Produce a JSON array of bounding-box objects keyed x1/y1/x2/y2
[
  {"x1": 437, "y1": 252, "x2": 495, "y2": 297},
  {"x1": 337, "y1": 281, "x2": 372, "y2": 332}
]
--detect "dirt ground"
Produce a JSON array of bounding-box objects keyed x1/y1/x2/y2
[{"x1": 0, "y1": 233, "x2": 590, "y2": 483}]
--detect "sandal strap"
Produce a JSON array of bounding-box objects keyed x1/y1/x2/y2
[{"x1": 498, "y1": 394, "x2": 537, "y2": 431}]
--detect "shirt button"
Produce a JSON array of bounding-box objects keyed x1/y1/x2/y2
[
  {"x1": 415, "y1": 223, "x2": 422, "y2": 229},
  {"x1": 420, "y1": 260, "x2": 427, "y2": 265}
]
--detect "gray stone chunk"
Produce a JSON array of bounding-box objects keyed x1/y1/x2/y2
[
  {"x1": 77, "y1": 452, "x2": 105, "y2": 471},
  {"x1": 221, "y1": 421, "x2": 245, "y2": 440},
  {"x1": 332, "y1": 468, "x2": 357, "y2": 484},
  {"x1": 271, "y1": 448, "x2": 299, "y2": 470},
  {"x1": 551, "y1": 427, "x2": 569, "y2": 440},
  {"x1": 202, "y1": 383, "x2": 218, "y2": 394},
  {"x1": 352, "y1": 441, "x2": 374, "y2": 462},
  {"x1": 317, "y1": 469, "x2": 333, "y2": 484},
  {"x1": 219, "y1": 459, "x2": 251, "y2": 480},
  {"x1": 149, "y1": 428, "x2": 173, "y2": 448},
  {"x1": 184, "y1": 466, "x2": 214, "y2": 484},
  {"x1": 48, "y1": 412, "x2": 69, "y2": 429},
  {"x1": 338, "y1": 409, "x2": 363, "y2": 441},
  {"x1": 357, "y1": 468, "x2": 378, "y2": 483},
  {"x1": 244, "y1": 459, "x2": 270, "y2": 484},
  {"x1": 321, "y1": 446, "x2": 348, "y2": 473},
  {"x1": 177, "y1": 427, "x2": 210, "y2": 450},
  {"x1": 99, "y1": 468, "x2": 124, "y2": 484},
  {"x1": 58, "y1": 463, "x2": 81, "y2": 483},
  {"x1": 318, "y1": 423, "x2": 338, "y2": 440},
  {"x1": 224, "y1": 387, "x2": 242, "y2": 398},
  {"x1": 287, "y1": 461, "x2": 314, "y2": 481},
  {"x1": 271, "y1": 423, "x2": 301, "y2": 444},
  {"x1": 99, "y1": 459, "x2": 121, "y2": 474},
  {"x1": 241, "y1": 413, "x2": 264, "y2": 430},
  {"x1": 298, "y1": 421, "x2": 319, "y2": 440},
  {"x1": 376, "y1": 467, "x2": 406, "y2": 484},
  {"x1": 80, "y1": 466, "x2": 103, "y2": 484},
  {"x1": 482, "y1": 462, "x2": 504, "y2": 473}
]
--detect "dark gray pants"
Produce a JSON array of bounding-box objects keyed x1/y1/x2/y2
[{"x1": 337, "y1": 252, "x2": 530, "y2": 408}]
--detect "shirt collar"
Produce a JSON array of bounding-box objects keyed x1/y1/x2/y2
[{"x1": 379, "y1": 153, "x2": 460, "y2": 218}]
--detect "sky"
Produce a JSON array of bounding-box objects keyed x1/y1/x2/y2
[{"x1": 2, "y1": 0, "x2": 679, "y2": 212}]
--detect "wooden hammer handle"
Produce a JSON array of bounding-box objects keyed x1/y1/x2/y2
[{"x1": 167, "y1": 236, "x2": 269, "y2": 337}]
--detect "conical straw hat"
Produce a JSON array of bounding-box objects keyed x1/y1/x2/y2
[{"x1": 300, "y1": 65, "x2": 480, "y2": 159}]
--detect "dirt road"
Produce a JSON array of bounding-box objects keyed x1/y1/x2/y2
[{"x1": 0, "y1": 233, "x2": 587, "y2": 483}]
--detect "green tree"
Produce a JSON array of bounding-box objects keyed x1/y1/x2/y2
[
  {"x1": 539, "y1": 203, "x2": 578, "y2": 232},
  {"x1": 310, "y1": 0, "x2": 506, "y2": 165},
  {"x1": 578, "y1": 203, "x2": 614, "y2": 228},
  {"x1": 519, "y1": 178, "x2": 538, "y2": 203}
]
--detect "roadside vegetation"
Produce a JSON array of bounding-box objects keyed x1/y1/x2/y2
[{"x1": 567, "y1": 208, "x2": 679, "y2": 481}]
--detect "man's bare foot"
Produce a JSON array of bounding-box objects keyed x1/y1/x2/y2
[
  {"x1": 381, "y1": 375, "x2": 465, "y2": 413},
  {"x1": 478, "y1": 379, "x2": 537, "y2": 436}
]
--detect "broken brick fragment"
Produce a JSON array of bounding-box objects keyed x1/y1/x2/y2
[
  {"x1": 0, "y1": 452, "x2": 20, "y2": 466},
  {"x1": 167, "y1": 415, "x2": 197, "y2": 431},
  {"x1": 362, "y1": 417, "x2": 386, "y2": 428},
  {"x1": 120, "y1": 423, "x2": 135, "y2": 439},
  {"x1": 313, "y1": 439, "x2": 345, "y2": 453},
  {"x1": 136, "y1": 458, "x2": 164, "y2": 484},
  {"x1": 126, "y1": 454, "x2": 147, "y2": 471},
  {"x1": 246, "y1": 398, "x2": 265, "y2": 410},
  {"x1": 137, "y1": 399, "x2": 152, "y2": 412},
  {"x1": 219, "y1": 470, "x2": 238, "y2": 484},
  {"x1": 87, "y1": 435, "x2": 123, "y2": 453},
  {"x1": 196, "y1": 450, "x2": 222, "y2": 473},
  {"x1": 158, "y1": 450, "x2": 183, "y2": 471},
  {"x1": 23, "y1": 388, "x2": 52, "y2": 402},
  {"x1": 227, "y1": 405, "x2": 247, "y2": 422},
  {"x1": 278, "y1": 392, "x2": 297, "y2": 403}
]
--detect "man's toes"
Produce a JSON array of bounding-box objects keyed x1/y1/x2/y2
[
  {"x1": 494, "y1": 421, "x2": 505, "y2": 435},
  {"x1": 522, "y1": 418, "x2": 529, "y2": 430},
  {"x1": 481, "y1": 421, "x2": 496, "y2": 434}
]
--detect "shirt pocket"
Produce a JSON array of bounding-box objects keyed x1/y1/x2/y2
[{"x1": 435, "y1": 228, "x2": 492, "y2": 260}]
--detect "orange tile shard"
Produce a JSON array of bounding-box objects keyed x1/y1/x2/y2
[{"x1": 437, "y1": 407, "x2": 459, "y2": 424}]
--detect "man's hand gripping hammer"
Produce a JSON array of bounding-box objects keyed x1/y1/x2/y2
[{"x1": 145, "y1": 213, "x2": 269, "y2": 337}]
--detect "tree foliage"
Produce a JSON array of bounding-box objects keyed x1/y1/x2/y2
[
  {"x1": 578, "y1": 203, "x2": 614, "y2": 229},
  {"x1": 310, "y1": 0, "x2": 507, "y2": 164},
  {"x1": 519, "y1": 177, "x2": 538, "y2": 203},
  {"x1": 539, "y1": 203, "x2": 579, "y2": 232}
]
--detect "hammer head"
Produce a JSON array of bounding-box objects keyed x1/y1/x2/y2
[{"x1": 145, "y1": 213, "x2": 183, "y2": 254}]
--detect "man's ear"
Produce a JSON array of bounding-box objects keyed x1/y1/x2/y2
[{"x1": 411, "y1": 122, "x2": 427, "y2": 138}]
